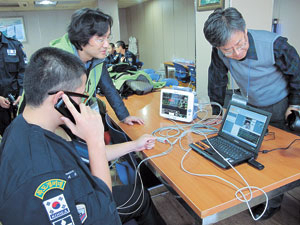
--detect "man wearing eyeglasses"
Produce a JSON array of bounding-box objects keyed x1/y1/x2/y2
[
  {"x1": 0, "y1": 47, "x2": 166, "y2": 225},
  {"x1": 49, "y1": 8, "x2": 143, "y2": 126},
  {"x1": 204, "y1": 7, "x2": 300, "y2": 130},
  {"x1": 203, "y1": 7, "x2": 300, "y2": 220}
]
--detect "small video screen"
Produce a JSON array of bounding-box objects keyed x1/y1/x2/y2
[
  {"x1": 161, "y1": 92, "x2": 188, "y2": 118},
  {"x1": 221, "y1": 105, "x2": 268, "y2": 147}
]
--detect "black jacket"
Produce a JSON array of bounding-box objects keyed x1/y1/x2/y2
[
  {"x1": 0, "y1": 115, "x2": 121, "y2": 225},
  {"x1": 0, "y1": 34, "x2": 26, "y2": 98}
]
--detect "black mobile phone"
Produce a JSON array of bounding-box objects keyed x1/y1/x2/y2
[{"x1": 54, "y1": 97, "x2": 80, "y2": 124}]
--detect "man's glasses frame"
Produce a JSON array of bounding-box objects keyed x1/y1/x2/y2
[{"x1": 219, "y1": 33, "x2": 248, "y2": 56}]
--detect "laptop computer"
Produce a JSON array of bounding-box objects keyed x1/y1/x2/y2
[{"x1": 190, "y1": 101, "x2": 272, "y2": 169}]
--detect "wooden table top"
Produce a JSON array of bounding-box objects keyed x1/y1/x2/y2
[{"x1": 99, "y1": 91, "x2": 300, "y2": 218}]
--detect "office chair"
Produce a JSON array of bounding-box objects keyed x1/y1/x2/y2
[
  {"x1": 188, "y1": 65, "x2": 196, "y2": 88},
  {"x1": 173, "y1": 62, "x2": 189, "y2": 83}
]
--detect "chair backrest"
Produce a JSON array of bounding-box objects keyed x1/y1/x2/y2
[
  {"x1": 173, "y1": 62, "x2": 188, "y2": 74},
  {"x1": 173, "y1": 62, "x2": 189, "y2": 82}
]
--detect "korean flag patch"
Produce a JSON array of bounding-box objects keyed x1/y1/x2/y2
[{"x1": 43, "y1": 194, "x2": 70, "y2": 221}]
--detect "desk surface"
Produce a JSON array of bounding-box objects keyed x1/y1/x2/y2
[{"x1": 100, "y1": 91, "x2": 300, "y2": 219}]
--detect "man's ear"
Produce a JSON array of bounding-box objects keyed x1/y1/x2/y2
[{"x1": 51, "y1": 91, "x2": 64, "y2": 105}]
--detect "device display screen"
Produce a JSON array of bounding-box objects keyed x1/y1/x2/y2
[
  {"x1": 161, "y1": 92, "x2": 189, "y2": 119},
  {"x1": 221, "y1": 105, "x2": 268, "y2": 147}
]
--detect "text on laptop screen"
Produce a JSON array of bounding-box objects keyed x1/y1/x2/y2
[
  {"x1": 161, "y1": 92, "x2": 189, "y2": 119},
  {"x1": 221, "y1": 105, "x2": 268, "y2": 147}
]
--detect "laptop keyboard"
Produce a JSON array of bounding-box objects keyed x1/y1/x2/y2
[{"x1": 203, "y1": 137, "x2": 252, "y2": 161}]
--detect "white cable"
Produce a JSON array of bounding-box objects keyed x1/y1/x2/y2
[
  {"x1": 180, "y1": 132, "x2": 269, "y2": 221},
  {"x1": 150, "y1": 100, "x2": 268, "y2": 221},
  {"x1": 105, "y1": 113, "x2": 146, "y2": 215}
]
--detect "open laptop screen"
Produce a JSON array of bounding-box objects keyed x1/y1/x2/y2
[{"x1": 221, "y1": 104, "x2": 269, "y2": 148}]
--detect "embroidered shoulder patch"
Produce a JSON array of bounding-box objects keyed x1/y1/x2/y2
[
  {"x1": 34, "y1": 179, "x2": 66, "y2": 199},
  {"x1": 43, "y1": 194, "x2": 70, "y2": 221},
  {"x1": 76, "y1": 204, "x2": 87, "y2": 224},
  {"x1": 52, "y1": 215, "x2": 74, "y2": 225}
]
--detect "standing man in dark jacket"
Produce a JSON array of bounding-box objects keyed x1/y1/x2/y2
[
  {"x1": 0, "y1": 32, "x2": 26, "y2": 136},
  {"x1": 203, "y1": 7, "x2": 300, "y2": 220},
  {"x1": 49, "y1": 8, "x2": 143, "y2": 125}
]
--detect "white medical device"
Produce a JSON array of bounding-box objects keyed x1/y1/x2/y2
[{"x1": 160, "y1": 88, "x2": 196, "y2": 123}]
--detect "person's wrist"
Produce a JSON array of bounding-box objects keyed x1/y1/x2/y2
[{"x1": 86, "y1": 138, "x2": 105, "y2": 152}]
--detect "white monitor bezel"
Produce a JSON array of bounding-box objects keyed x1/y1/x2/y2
[{"x1": 160, "y1": 89, "x2": 195, "y2": 123}]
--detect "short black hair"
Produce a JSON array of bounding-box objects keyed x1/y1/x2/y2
[
  {"x1": 109, "y1": 43, "x2": 115, "y2": 48},
  {"x1": 24, "y1": 47, "x2": 86, "y2": 107},
  {"x1": 68, "y1": 8, "x2": 113, "y2": 50},
  {"x1": 116, "y1": 40, "x2": 126, "y2": 49},
  {"x1": 203, "y1": 7, "x2": 246, "y2": 47}
]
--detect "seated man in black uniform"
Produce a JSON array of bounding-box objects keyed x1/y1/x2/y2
[
  {"x1": 0, "y1": 47, "x2": 166, "y2": 225},
  {"x1": 105, "y1": 42, "x2": 118, "y2": 66},
  {"x1": 115, "y1": 40, "x2": 137, "y2": 67}
]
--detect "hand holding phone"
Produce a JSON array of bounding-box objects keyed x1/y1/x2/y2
[
  {"x1": 58, "y1": 94, "x2": 105, "y2": 143},
  {"x1": 54, "y1": 96, "x2": 80, "y2": 124}
]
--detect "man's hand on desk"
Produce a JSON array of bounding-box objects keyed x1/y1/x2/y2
[
  {"x1": 122, "y1": 115, "x2": 145, "y2": 125},
  {"x1": 133, "y1": 134, "x2": 156, "y2": 151}
]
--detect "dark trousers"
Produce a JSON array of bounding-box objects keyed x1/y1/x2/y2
[
  {"x1": 0, "y1": 109, "x2": 11, "y2": 136},
  {"x1": 253, "y1": 97, "x2": 289, "y2": 130},
  {"x1": 113, "y1": 184, "x2": 166, "y2": 225}
]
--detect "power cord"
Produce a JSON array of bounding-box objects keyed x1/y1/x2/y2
[{"x1": 260, "y1": 138, "x2": 300, "y2": 154}]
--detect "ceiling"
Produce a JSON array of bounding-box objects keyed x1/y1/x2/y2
[{"x1": 0, "y1": 0, "x2": 148, "y2": 11}]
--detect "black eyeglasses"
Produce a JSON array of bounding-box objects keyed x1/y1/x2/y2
[{"x1": 48, "y1": 91, "x2": 89, "y2": 99}]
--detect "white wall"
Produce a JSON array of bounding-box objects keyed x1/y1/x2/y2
[
  {"x1": 98, "y1": 0, "x2": 120, "y2": 43},
  {"x1": 195, "y1": 0, "x2": 274, "y2": 101},
  {"x1": 1, "y1": 10, "x2": 74, "y2": 58},
  {"x1": 123, "y1": 0, "x2": 196, "y2": 71},
  {"x1": 119, "y1": 8, "x2": 128, "y2": 42},
  {"x1": 273, "y1": 0, "x2": 300, "y2": 53}
]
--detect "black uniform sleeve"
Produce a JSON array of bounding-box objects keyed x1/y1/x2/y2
[
  {"x1": 126, "y1": 51, "x2": 137, "y2": 66},
  {"x1": 273, "y1": 37, "x2": 300, "y2": 106},
  {"x1": 208, "y1": 47, "x2": 229, "y2": 114},
  {"x1": 98, "y1": 64, "x2": 130, "y2": 121}
]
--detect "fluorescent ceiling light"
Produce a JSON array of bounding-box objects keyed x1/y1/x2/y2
[{"x1": 34, "y1": 1, "x2": 57, "y2": 6}]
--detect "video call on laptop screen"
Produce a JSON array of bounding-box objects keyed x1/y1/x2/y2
[
  {"x1": 221, "y1": 105, "x2": 268, "y2": 147},
  {"x1": 161, "y1": 92, "x2": 188, "y2": 119}
]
